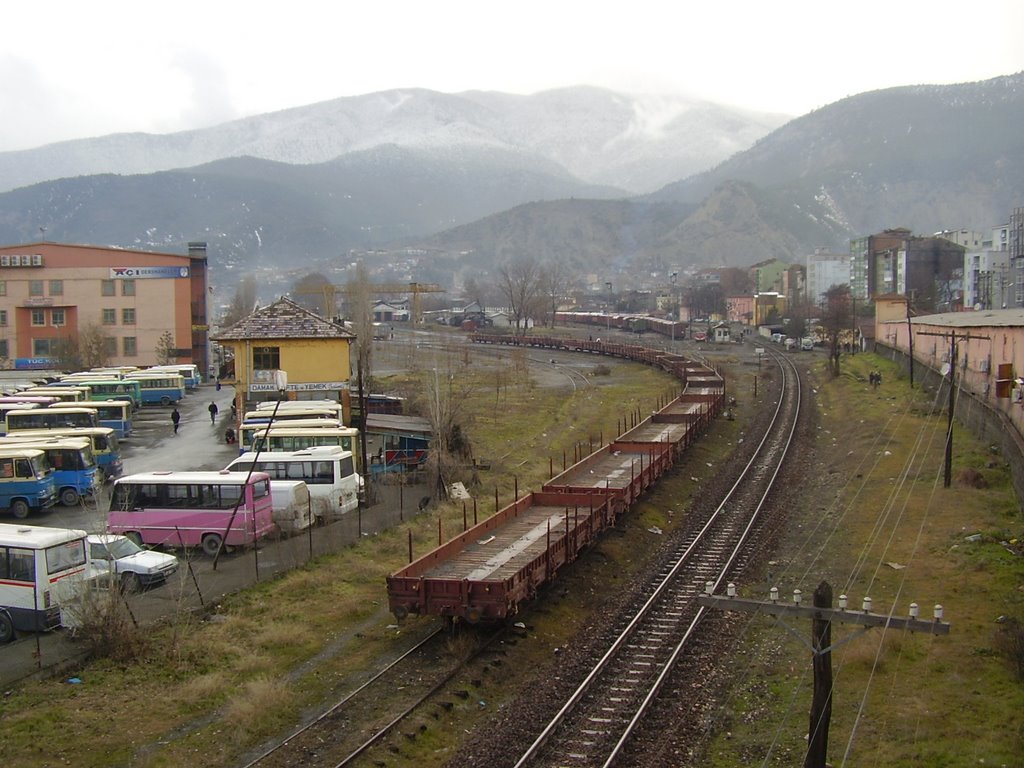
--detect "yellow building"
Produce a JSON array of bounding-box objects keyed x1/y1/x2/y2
[{"x1": 213, "y1": 297, "x2": 355, "y2": 415}]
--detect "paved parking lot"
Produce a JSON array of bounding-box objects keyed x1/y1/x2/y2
[{"x1": 1, "y1": 383, "x2": 423, "y2": 685}]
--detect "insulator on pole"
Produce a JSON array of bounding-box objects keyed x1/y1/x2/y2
[
  {"x1": 862, "y1": 596, "x2": 872, "y2": 613},
  {"x1": 909, "y1": 602, "x2": 919, "y2": 618}
]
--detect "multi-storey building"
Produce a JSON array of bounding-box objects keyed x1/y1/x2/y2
[
  {"x1": 0, "y1": 241, "x2": 209, "y2": 371},
  {"x1": 806, "y1": 248, "x2": 850, "y2": 306},
  {"x1": 849, "y1": 229, "x2": 964, "y2": 311}
]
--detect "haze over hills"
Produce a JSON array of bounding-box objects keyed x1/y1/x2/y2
[
  {"x1": 0, "y1": 75, "x2": 1020, "y2": 298},
  {"x1": 0, "y1": 87, "x2": 785, "y2": 196}
]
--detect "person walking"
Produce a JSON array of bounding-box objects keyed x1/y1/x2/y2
[
  {"x1": 208, "y1": 401, "x2": 219, "y2": 424},
  {"x1": 171, "y1": 407, "x2": 181, "y2": 434}
]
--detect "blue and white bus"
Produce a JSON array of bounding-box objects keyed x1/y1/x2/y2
[
  {"x1": 70, "y1": 379, "x2": 142, "y2": 409},
  {"x1": 7, "y1": 427, "x2": 122, "y2": 482},
  {"x1": 146, "y1": 364, "x2": 201, "y2": 391},
  {"x1": 0, "y1": 523, "x2": 91, "y2": 641},
  {"x1": 0, "y1": 448, "x2": 57, "y2": 519},
  {"x1": 91, "y1": 401, "x2": 133, "y2": 439},
  {"x1": 0, "y1": 437, "x2": 99, "y2": 506},
  {"x1": 124, "y1": 374, "x2": 185, "y2": 406}
]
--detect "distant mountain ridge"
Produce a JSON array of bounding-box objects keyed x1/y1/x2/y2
[
  {"x1": 0, "y1": 86, "x2": 786, "y2": 195},
  {"x1": 0, "y1": 76, "x2": 1020, "y2": 296}
]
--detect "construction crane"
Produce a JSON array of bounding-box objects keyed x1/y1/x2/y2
[{"x1": 295, "y1": 282, "x2": 445, "y2": 323}]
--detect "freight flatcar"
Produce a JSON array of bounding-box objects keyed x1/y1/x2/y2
[{"x1": 386, "y1": 337, "x2": 725, "y2": 624}]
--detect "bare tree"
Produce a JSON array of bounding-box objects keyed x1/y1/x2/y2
[
  {"x1": 221, "y1": 276, "x2": 258, "y2": 328},
  {"x1": 540, "y1": 261, "x2": 576, "y2": 328},
  {"x1": 820, "y1": 284, "x2": 853, "y2": 377},
  {"x1": 496, "y1": 258, "x2": 543, "y2": 336},
  {"x1": 348, "y1": 263, "x2": 375, "y2": 500},
  {"x1": 291, "y1": 272, "x2": 334, "y2": 316},
  {"x1": 155, "y1": 331, "x2": 175, "y2": 365},
  {"x1": 52, "y1": 322, "x2": 113, "y2": 370},
  {"x1": 420, "y1": 360, "x2": 474, "y2": 502}
]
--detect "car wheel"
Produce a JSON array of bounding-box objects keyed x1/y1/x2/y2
[
  {"x1": 120, "y1": 572, "x2": 142, "y2": 594},
  {"x1": 10, "y1": 500, "x2": 29, "y2": 519},
  {"x1": 0, "y1": 612, "x2": 14, "y2": 643},
  {"x1": 60, "y1": 488, "x2": 81, "y2": 507},
  {"x1": 201, "y1": 533, "x2": 223, "y2": 557},
  {"x1": 125, "y1": 532, "x2": 143, "y2": 547}
]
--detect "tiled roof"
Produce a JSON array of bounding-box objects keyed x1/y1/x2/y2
[{"x1": 213, "y1": 297, "x2": 354, "y2": 341}]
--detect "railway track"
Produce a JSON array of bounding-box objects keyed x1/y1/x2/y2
[
  {"x1": 511, "y1": 348, "x2": 801, "y2": 768},
  {"x1": 240, "y1": 624, "x2": 510, "y2": 768}
]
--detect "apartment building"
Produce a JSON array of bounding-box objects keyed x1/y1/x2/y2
[{"x1": 0, "y1": 241, "x2": 209, "y2": 371}]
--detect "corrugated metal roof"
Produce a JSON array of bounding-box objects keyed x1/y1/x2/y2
[{"x1": 213, "y1": 296, "x2": 355, "y2": 340}]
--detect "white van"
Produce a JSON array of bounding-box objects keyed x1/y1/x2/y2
[
  {"x1": 225, "y1": 446, "x2": 361, "y2": 523},
  {"x1": 269, "y1": 480, "x2": 314, "y2": 535}
]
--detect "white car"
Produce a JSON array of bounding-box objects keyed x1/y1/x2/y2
[{"x1": 87, "y1": 534, "x2": 179, "y2": 592}]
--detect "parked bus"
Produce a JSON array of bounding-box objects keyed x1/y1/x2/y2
[
  {"x1": 0, "y1": 448, "x2": 57, "y2": 519},
  {"x1": 239, "y1": 419, "x2": 347, "y2": 455},
  {"x1": 7, "y1": 427, "x2": 122, "y2": 481},
  {"x1": 108, "y1": 471, "x2": 277, "y2": 556},
  {"x1": 0, "y1": 437, "x2": 98, "y2": 506},
  {"x1": 91, "y1": 401, "x2": 133, "y2": 439},
  {"x1": 255, "y1": 399, "x2": 344, "y2": 422},
  {"x1": 6, "y1": 406, "x2": 99, "y2": 433},
  {"x1": 0, "y1": 523, "x2": 91, "y2": 641},
  {"x1": 250, "y1": 425, "x2": 360, "y2": 468},
  {"x1": 0, "y1": 403, "x2": 39, "y2": 436},
  {"x1": 241, "y1": 408, "x2": 340, "y2": 425},
  {"x1": 124, "y1": 374, "x2": 185, "y2": 405},
  {"x1": 22, "y1": 387, "x2": 87, "y2": 403},
  {"x1": 146, "y1": 364, "x2": 201, "y2": 390},
  {"x1": 225, "y1": 446, "x2": 362, "y2": 521},
  {"x1": 0, "y1": 395, "x2": 58, "y2": 408},
  {"x1": 70, "y1": 379, "x2": 142, "y2": 409}
]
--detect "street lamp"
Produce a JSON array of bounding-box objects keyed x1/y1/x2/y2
[{"x1": 670, "y1": 273, "x2": 678, "y2": 343}]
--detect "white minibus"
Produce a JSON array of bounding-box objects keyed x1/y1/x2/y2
[
  {"x1": 225, "y1": 446, "x2": 361, "y2": 522},
  {"x1": 0, "y1": 523, "x2": 92, "y2": 641}
]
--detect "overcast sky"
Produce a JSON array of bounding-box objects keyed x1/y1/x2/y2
[{"x1": 2, "y1": 0, "x2": 1022, "y2": 152}]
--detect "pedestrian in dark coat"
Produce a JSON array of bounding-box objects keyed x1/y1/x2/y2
[
  {"x1": 208, "y1": 401, "x2": 219, "y2": 424},
  {"x1": 171, "y1": 408, "x2": 181, "y2": 434}
]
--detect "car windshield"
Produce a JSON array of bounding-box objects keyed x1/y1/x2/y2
[{"x1": 105, "y1": 537, "x2": 142, "y2": 558}]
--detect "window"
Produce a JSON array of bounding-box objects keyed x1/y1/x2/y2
[
  {"x1": 123, "y1": 336, "x2": 137, "y2": 357},
  {"x1": 121, "y1": 279, "x2": 136, "y2": 296},
  {"x1": 0, "y1": 340, "x2": 8, "y2": 358},
  {"x1": 29, "y1": 280, "x2": 44, "y2": 297},
  {"x1": 253, "y1": 346, "x2": 280, "y2": 370},
  {"x1": 102, "y1": 337, "x2": 117, "y2": 357},
  {"x1": 51, "y1": 308, "x2": 65, "y2": 327},
  {"x1": 31, "y1": 309, "x2": 45, "y2": 326},
  {"x1": 49, "y1": 279, "x2": 63, "y2": 296},
  {"x1": 0, "y1": 281, "x2": 6, "y2": 296},
  {"x1": 0, "y1": 309, "x2": 7, "y2": 326},
  {"x1": 101, "y1": 280, "x2": 115, "y2": 297},
  {"x1": 33, "y1": 338, "x2": 52, "y2": 356},
  {"x1": 122, "y1": 308, "x2": 136, "y2": 325},
  {"x1": 102, "y1": 308, "x2": 116, "y2": 325}
]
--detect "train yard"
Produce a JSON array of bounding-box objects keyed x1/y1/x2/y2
[{"x1": 233, "y1": 330, "x2": 808, "y2": 768}]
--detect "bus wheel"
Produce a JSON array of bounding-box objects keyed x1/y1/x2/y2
[
  {"x1": 0, "y1": 612, "x2": 14, "y2": 643},
  {"x1": 202, "y1": 534, "x2": 223, "y2": 557},
  {"x1": 60, "y1": 488, "x2": 81, "y2": 507},
  {"x1": 160, "y1": 396, "x2": 172, "y2": 406},
  {"x1": 125, "y1": 532, "x2": 143, "y2": 547},
  {"x1": 10, "y1": 500, "x2": 29, "y2": 519}
]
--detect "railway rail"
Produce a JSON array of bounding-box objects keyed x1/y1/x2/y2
[{"x1": 512, "y1": 346, "x2": 801, "y2": 767}]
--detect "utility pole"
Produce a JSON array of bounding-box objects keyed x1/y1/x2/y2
[
  {"x1": 699, "y1": 581, "x2": 950, "y2": 768},
  {"x1": 917, "y1": 330, "x2": 988, "y2": 487},
  {"x1": 905, "y1": 292, "x2": 914, "y2": 389}
]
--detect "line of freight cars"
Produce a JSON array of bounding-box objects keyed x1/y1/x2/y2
[
  {"x1": 553, "y1": 310, "x2": 687, "y2": 339},
  {"x1": 386, "y1": 335, "x2": 725, "y2": 624}
]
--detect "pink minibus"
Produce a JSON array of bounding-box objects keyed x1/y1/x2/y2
[{"x1": 107, "y1": 471, "x2": 276, "y2": 556}]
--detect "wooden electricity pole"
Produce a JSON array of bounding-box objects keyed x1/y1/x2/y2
[{"x1": 699, "y1": 581, "x2": 950, "y2": 768}]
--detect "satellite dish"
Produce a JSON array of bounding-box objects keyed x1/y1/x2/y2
[{"x1": 940, "y1": 362, "x2": 952, "y2": 377}]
